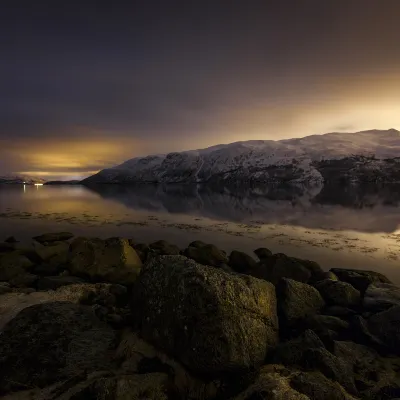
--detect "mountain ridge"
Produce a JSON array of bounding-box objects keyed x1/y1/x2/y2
[{"x1": 79, "y1": 129, "x2": 400, "y2": 184}]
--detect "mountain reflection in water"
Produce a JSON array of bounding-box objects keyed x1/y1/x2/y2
[{"x1": 85, "y1": 183, "x2": 400, "y2": 234}]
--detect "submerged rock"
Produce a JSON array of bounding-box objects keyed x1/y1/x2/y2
[
  {"x1": 32, "y1": 231, "x2": 74, "y2": 244},
  {"x1": 0, "y1": 301, "x2": 116, "y2": 394},
  {"x1": 68, "y1": 237, "x2": 142, "y2": 285},
  {"x1": 134, "y1": 255, "x2": 278, "y2": 375},
  {"x1": 252, "y1": 253, "x2": 311, "y2": 285}
]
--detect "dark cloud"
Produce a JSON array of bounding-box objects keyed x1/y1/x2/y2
[{"x1": 1, "y1": 0, "x2": 400, "y2": 177}]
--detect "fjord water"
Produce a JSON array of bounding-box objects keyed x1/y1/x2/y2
[{"x1": 0, "y1": 183, "x2": 399, "y2": 281}]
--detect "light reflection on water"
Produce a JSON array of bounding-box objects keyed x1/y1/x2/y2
[{"x1": 0, "y1": 183, "x2": 399, "y2": 281}]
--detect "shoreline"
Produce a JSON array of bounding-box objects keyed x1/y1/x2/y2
[{"x1": 1, "y1": 232, "x2": 400, "y2": 398}]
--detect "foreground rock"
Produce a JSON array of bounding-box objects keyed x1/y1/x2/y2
[
  {"x1": 68, "y1": 237, "x2": 142, "y2": 285},
  {"x1": 276, "y1": 278, "x2": 325, "y2": 328},
  {"x1": 233, "y1": 364, "x2": 357, "y2": 400},
  {"x1": 315, "y1": 279, "x2": 361, "y2": 308},
  {"x1": 228, "y1": 250, "x2": 257, "y2": 273},
  {"x1": 367, "y1": 305, "x2": 400, "y2": 355},
  {"x1": 0, "y1": 301, "x2": 116, "y2": 394},
  {"x1": 0, "y1": 282, "x2": 128, "y2": 330},
  {"x1": 134, "y1": 255, "x2": 278, "y2": 375}
]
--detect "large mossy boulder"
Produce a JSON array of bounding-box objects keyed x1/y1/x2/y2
[
  {"x1": 315, "y1": 279, "x2": 361, "y2": 308},
  {"x1": 67, "y1": 237, "x2": 142, "y2": 285},
  {"x1": 0, "y1": 301, "x2": 116, "y2": 395},
  {"x1": 252, "y1": 253, "x2": 311, "y2": 285},
  {"x1": 133, "y1": 255, "x2": 278, "y2": 375},
  {"x1": 183, "y1": 243, "x2": 228, "y2": 267},
  {"x1": 330, "y1": 268, "x2": 392, "y2": 293},
  {"x1": 276, "y1": 278, "x2": 325, "y2": 328},
  {"x1": 228, "y1": 250, "x2": 257, "y2": 273}
]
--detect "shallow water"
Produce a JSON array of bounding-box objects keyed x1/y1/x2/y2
[{"x1": 0, "y1": 183, "x2": 399, "y2": 281}]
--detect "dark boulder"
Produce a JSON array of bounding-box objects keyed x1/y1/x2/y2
[
  {"x1": 149, "y1": 240, "x2": 181, "y2": 256},
  {"x1": 9, "y1": 272, "x2": 38, "y2": 288},
  {"x1": 252, "y1": 253, "x2": 311, "y2": 285},
  {"x1": 323, "y1": 306, "x2": 357, "y2": 319},
  {"x1": 67, "y1": 237, "x2": 142, "y2": 285},
  {"x1": 291, "y1": 257, "x2": 325, "y2": 283},
  {"x1": 330, "y1": 268, "x2": 392, "y2": 293},
  {"x1": 183, "y1": 244, "x2": 228, "y2": 267},
  {"x1": 0, "y1": 242, "x2": 15, "y2": 253},
  {"x1": 0, "y1": 301, "x2": 116, "y2": 394},
  {"x1": 228, "y1": 250, "x2": 257, "y2": 273},
  {"x1": 253, "y1": 247, "x2": 272, "y2": 261},
  {"x1": 4, "y1": 236, "x2": 17, "y2": 243},
  {"x1": 315, "y1": 279, "x2": 361, "y2": 308},
  {"x1": 133, "y1": 255, "x2": 278, "y2": 375},
  {"x1": 300, "y1": 348, "x2": 358, "y2": 395},
  {"x1": 290, "y1": 371, "x2": 357, "y2": 400},
  {"x1": 232, "y1": 365, "x2": 310, "y2": 399},
  {"x1": 188, "y1": 240, "x2": 207, "y2": 249},
  {"x1": 132, "y1": 243, "x2": 151, "y2": 263},
  {"x1": 0, "y1": 253, "x2": 34, "y2": 282},
  {"x1": 363, "y1": 282, "x2": 400, "y2": 312},
  {"x1": 276, "y1": 278, "x2": 325, "y2": 328},
  {"x1": 270, "y1": 329, "x2": 325, "y2": 366},
  {"x1": 367, "y1": 305, "x2": 400, "y2": 355}
]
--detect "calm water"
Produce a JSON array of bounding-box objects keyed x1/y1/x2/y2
[{"x1": 0, "y1": 183, "x2": 399, "y2": 281}]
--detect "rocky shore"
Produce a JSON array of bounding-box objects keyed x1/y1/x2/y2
[{"x1": 0, "y1": 232, "x2": 400, "y2": 399}]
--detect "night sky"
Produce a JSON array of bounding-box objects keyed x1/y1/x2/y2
[{"x1": 1, "y1": 1, "x2": 400, "y2": 180}]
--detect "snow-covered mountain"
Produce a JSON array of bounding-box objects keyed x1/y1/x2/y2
[
  {"x1": 0, "y1": 175, "x2": 46, "y2": 185},
  {"x1": 82, "y1": 129, "x2": 400, "y2": 185}
]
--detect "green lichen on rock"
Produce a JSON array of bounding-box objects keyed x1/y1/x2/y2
[{"x1": 133, "y1": 255, "x2": 278, "y2": 375}]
